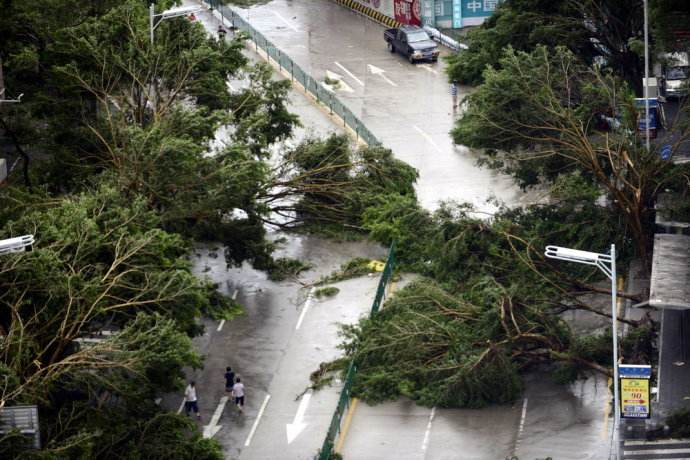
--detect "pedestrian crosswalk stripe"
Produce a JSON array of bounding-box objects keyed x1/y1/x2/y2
[
  {"x1": 623, "y1": 439, "x2": 690, "y2": 459},
  {"x1": 627, "y1": 440, "x2": 690, "y2": 446}
]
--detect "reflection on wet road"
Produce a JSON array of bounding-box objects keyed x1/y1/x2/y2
[{"x1": 233, "y1": 0, "x2": 535, "y2": 212}]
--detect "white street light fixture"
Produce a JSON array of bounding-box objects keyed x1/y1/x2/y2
[
  {"x1": 0, "y1": 235, "x2": 35, "y2": 255},
  {"x1": 544, "y1": 244, "x2": 619, "y2": 460},
  {"x1": 149, "y1": 4, "x2": 203, "y2": 44}
]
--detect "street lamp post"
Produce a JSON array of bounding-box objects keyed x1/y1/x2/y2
[
  {"x1": 643, "y1": 0, "x2": 651, "y2": 151},
  {"x1": 0, "y1": 235, "x2": 35, "y2": 255},
  {"x1": 149, "y1": 4, "x2": 203, "y2": 44},
  {"x1": 544, "y1": 244, "x2": 619, "y2": 459}
]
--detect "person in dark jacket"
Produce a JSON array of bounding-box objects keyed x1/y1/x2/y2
[{"x1": 224, "y1": 366, "x2": 235, "y2": 393}]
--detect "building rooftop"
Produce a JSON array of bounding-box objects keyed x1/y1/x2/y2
[{"x1": 649, "y1": 234, "x2": 690, "y2": 310}]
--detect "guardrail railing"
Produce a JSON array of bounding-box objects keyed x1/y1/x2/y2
[
  {"x1": 318, "y1": 242, "x2": 396, "y2": 460},
  {"x1": 207, "y1": 1, "x2": 380, "y2": 147}
]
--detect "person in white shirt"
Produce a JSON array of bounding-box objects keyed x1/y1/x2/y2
[
  {"x1": 232, "y1": 377, "x2": 245, "y2": 413},
  {"x1": 184, "y1": 381, "x2": 201, "y2": 419}
]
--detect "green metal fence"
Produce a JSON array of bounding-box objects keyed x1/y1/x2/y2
[
  {"x1": 319, "y1": 242, "x2": 396, "y2": 460},
  {"x1": 205, "y1": 4, "x2": 392, "y2": 456},
  {"x1": 208, "y1": 2, "x2": 381, "y2": 147}
]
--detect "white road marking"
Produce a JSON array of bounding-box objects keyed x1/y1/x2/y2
[
  {"x1": 657, "y1": 309, "x2": 665, "y2": 402},
  {"x1": 216, "y1": 319, "x2": 225, "y2": 332},
  {"x1": 244, "y1": 394, "x2": 271, "y2": 447},
  {"x1": 324, "y1": 71, "x2": 354, "y2": 93},
  {"x1": 177, "y1": 398, "x2": 185, "y2": 414},
  {"x1": 418, "y1": 64, "x2": 438, "y2": 75},
  {"x1": 232, "y1": 289, "x2": 239, "y2": 300},
  {"x1": 513, "y1": 398, "x2": 528, "y2": 456},
  {"x1": 335, "y1": 61, "x2": 364, "y2": 87},
  {"x1": 286, "y1": 390, "x2": 312, "y2": 444},
  {"x1": 271, "y1": 11, "x2": 299, "y2": 32},
  {"x1": 421, "y1": 406, "x2": 436, "y2": 452},
  {"x1": 295, "y1": 287, "x2": 315, "y2": 330},
  {"x1": 413, "y1": 125, "x2": 443, "y2": 153},
  {"x1": 203, "y1": 396, "x2": 229, "y2": 438},
  {"x1": 367, "y1": 64, "x2": 398, "y2": 87}
]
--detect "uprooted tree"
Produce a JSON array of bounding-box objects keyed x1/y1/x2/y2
[
  {"x1": 333, "y1": 198, "x2": 656, "y2": 408},
  {"x1": 453, "y1": 45, "x2": 690, "y2": 263}
]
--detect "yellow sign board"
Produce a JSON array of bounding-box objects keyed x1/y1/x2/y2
[
  {"x1": 367, "y1": 260, "x2": 385, "y2": 272},
  {"x1": 620, "y1": 377, "x2": 650, "y2": 419}
]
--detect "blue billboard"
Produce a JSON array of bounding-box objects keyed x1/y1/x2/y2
[{"x1": 453, "y1": 0, "x2": 502, "y2": 28}]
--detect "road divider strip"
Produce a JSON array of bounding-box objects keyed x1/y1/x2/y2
[
  {"x1": 319, "y1": 243, "x2": 397, "y2": 460},
  {"x1": 334, "y1": 397, "x2": 359, "y2": 453}
]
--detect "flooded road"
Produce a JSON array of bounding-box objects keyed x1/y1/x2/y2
[
  {"x1": 231, "y1": 0, "x2": 533, "y2": 212},
  {"x1": 171, "y1": 3, "x2": 613, "y2": 459}
]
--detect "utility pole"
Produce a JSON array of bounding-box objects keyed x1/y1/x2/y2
[{"x1": 643, "y1": 0, "x2": 651, "y2": 150}]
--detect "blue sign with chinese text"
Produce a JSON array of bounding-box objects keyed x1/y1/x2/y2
[{"x1": 619, "y1": 364, "x2": 652, "y2": 379}]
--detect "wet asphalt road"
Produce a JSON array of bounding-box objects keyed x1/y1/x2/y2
[
  {"x1": 170, "y1": 3, "x2": 614, "y2": 459},
  {"x1": 231, "y1": 0, "x2": 533, "y2": 213},
  {"x1": 175, "y1": 234, "x2": 387, "y2": 460}
]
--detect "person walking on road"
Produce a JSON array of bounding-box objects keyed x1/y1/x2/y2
[
  {"x1": 184, "y1": 381, "x2": 201, "y2": 419},
  {"x1": 450, "y1": 80, "x2": 459, "y2": 112},
  {"x1": 232, "y1": 377, "x2": 245, "y2": 413},
  {"x1": 224, "y1": 366, "x2": 235, "y2": 394}
]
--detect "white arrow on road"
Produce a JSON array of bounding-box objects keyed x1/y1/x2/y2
[
  {"x1": 418, "y1": 64, "x2": 438, "y2": 75},
  {"x1": 286, "y1": 390, "x2": 312, "y2": 444},
  {"x1": 203, "y1": 396, "x2": 229, "y2": 439},
  {"x1": 367, "y1": 64, "x2": 398, "y2": 87}
]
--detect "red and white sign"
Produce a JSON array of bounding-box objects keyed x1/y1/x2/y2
[{"x1": 394, "y1": 0, "x2": 421, "y2": 26}]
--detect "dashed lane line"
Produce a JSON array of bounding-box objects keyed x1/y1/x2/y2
[
  {"x1": 335, "y1": 61, "x2": 364, "y2": 87},
  {"x1": 217, "y1": 289, "x2": 239, "y2": 332},
  {"x1": 512, "y1": 397, "x2": 528, "y2": 457},
  {"x1": 295, "y1": 287, "x2": 315, "y2": 330},
  {"x1": 413, "y1": 125, "x2": 443, "y2": 154},
  {"x1": 421, "y1": 406, "x2": 436, "y2": 453},
  {"x1": 244, "y1": 394, "x2": 271, "y2": 447},
  {"x1": 271, "y1": 10, "x2": 300, "y2": 32}
]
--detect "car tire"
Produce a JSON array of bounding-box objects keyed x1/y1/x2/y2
[{"x1": 387, "y1": 42, "x2": 394, "y2": 53}]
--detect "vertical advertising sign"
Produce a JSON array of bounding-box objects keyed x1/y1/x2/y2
[
  {"x1": 452, "y1": 0, "x2": 462, "y2": 28},
  {"x1": 394, "y1": 0, "x2": 421, "y2": 26},
  {"x1": 619, "y1": 364, "x2": 652, "y2": 419},
  {"x1": 421, "y1": 0, "x2": 434, "y2": 26},
  {"x1": 620, "y1": 378, "x2": 650, "y2": 418},
  {"x1": 452, "y1": 0, "x2": 502, "y2": 27}
]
